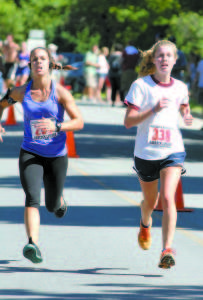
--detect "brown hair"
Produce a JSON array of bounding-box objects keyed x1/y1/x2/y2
[{"x1": 138, "y1": 40, "x2": 178, "y2": 77}]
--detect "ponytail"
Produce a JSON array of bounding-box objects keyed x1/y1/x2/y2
[
  {"x1": 51, "y1": 61, "x2": 78, "y2": 71},
  {"x1": 138, "y1": 49, "x2": 156, "y2": 77}
]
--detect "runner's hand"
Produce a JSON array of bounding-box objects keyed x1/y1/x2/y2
[
  {"x1": 183, "y1": 113, "x2": 193, "y2": 126},
  {"x1": 0, "y1": 123, "x2": 5, "y2": 142},
  {"x1": 153, "y1": 98, "x2": 170, "y2": 113},
  {"x1": 35, "y1": 118, "x2": 56, "y2": 133}
]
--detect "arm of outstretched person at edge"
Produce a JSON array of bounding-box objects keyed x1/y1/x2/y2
[
  {"x1": 0, "y1": 106, "x2": 5, "y2": 142},
  {"x1": 0, "y1": 87, "x2": 22, "y2": 142}
]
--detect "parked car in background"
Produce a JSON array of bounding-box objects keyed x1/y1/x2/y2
[
  {"x1": 61, "y1": 53, "x2": 85, "y2": 93},
  {"x1": 64, "y1": 61, "x2": 85, "y2": 93},
  {"x1": 61, "y1": 52, "x2": 84, "y2": 65}
]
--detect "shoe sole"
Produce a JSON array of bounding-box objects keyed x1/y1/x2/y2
[
  {"x1": 23, "y1": 244, "x2": 43, "y2": 264},
  {"x1": 159, "y1": 254, "x2": 175, "y2": 269},
  {"x1": 54, "y1": 205, "x2": 67, "y2": 218},
  {"x1": 54, "y1": 199, "x2": 68, "y2": 218}
]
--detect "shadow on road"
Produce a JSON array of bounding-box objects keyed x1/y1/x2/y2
[
  {"x1": 0, "y1": 204, "x2": 202, "y2": 230},
  {"x1": 0, "y1": 285, "x2": 202, "y2": 299},
  {"x1": 0, "y1": 173, "x2": 202, "y2": 195}
]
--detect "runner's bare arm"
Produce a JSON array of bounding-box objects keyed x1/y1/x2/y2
[
  {"x1": 0, "y1": 86, "x2": 25, "y2": 109},
  {"x1": 0, "y1": 86, "x2": 25, "y2": 121},
  {"x1": 57, "y1": 84, "x2": 84, "y2": 132},
  {"x1": 124, "y1": 106, "x2": 154, "y2": 128}
]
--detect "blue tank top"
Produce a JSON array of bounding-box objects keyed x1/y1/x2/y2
[
  {"x1": 18, "y1": 52, "x2": 30, "y2": 62},
  {"x1": 21, "y1": 80, "x2": 67, "y2": 157}
]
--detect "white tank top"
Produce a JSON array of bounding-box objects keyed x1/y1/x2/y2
[{"x1": 125, "y1": 75, "x2": 189, "y2": 160}]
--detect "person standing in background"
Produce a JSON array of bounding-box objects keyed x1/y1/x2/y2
[
  {"x1": 2, "y1": 35, "x2": 19, "y2": 88},
  {"x1": 15, "y1": 41, "x2": 30, "y2": 86},
  {"x1": 48, "y1": 43, "x2": 63, "y2": 83},
  {"x1": 97, "y1": 47, "x2": 110, "y2": 103},
  {"x1": 168, "y1": 36, "x2": 187, "y2": 81},
  {"x1": 120, "y1": 40, "x2": 140, "y2": 102},
  {"x1": 83, "y1": 45, "x2": 100, "y2": 102},
  {"x1": 194, "y1": 55, "x2": 203, "y2": 109},
  {"x1": 0, "y1": 41, "x2": 5, "y2": 96},
  {"x1": 108, "y1": 43, "x2": 123, "y2": 106}
]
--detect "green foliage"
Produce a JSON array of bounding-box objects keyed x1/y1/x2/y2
[
  {"x1": 0, "y1": 2, "x2": 25, "y2": 40},
  {"x1": 167, "y1": 12, "x2": 203, "y2": 56},
  {"x1": 0, "y1": 0, "x2": 203, "y2": 57}
]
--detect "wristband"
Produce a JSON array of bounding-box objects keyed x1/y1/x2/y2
[
  {"x1": 55, "y1": 122, "x2": 62, "y2": 133},
  {"x1": 151, "y1": 106, "x2": 156, "y2": 114}
]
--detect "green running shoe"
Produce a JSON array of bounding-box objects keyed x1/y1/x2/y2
[{"x1": 23, "y1": 237, "x2": 43, "y2": 264}]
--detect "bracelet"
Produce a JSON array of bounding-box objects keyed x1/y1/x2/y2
[
  {"x1": 151, "y1": 107, "x2": 156, "y2": 114},
  {"x1": 55, "y1": 122, "x2": 62, "y2": 133}
]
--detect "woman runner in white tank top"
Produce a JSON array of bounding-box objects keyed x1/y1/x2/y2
[{"x1": 124, "y1": 40, "x2": 193, "y2": 269}]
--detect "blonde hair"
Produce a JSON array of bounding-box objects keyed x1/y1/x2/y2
[
  {"x1": 138, "y1": 40, "x2": 178, "y2": 77},
  {"x1": 101, "y1": 46, "x2": 109, "y2": 56}
]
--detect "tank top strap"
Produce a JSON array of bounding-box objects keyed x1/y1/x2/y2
[
  {"x1": 26, "y1": 80, "x2": 32, "y2": 91},
  {"x1": 50, "y1": 80, "x2": 59, "y2": 103},
  {"x1": 23, "y1": 80, "x2": 32, "y2": 101}
]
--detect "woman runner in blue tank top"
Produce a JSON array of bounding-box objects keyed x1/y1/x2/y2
[{"x1": 0, "y1": 47, "x2": 84, "y2": 264}]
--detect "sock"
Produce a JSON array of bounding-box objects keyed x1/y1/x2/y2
[{"x1": 141, "y1": 220, "x2": 150, "y2": 228}]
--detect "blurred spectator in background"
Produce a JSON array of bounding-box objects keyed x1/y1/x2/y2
[
  {"x1": 168, "y1": 36, "x2": 187, "y2": 81},
  {"x1": 97, "y1": 46, "x2": 109, "y2": 103},
  {"x1": 2, "y1": 34, "x2": 19, "y2": 88},
  {"x1": 155, "y1": 32, "x2": 165, "y2": 42},
  {"x1": 16, "y1": 41, "x2": 30, "y2": 86},
  {"x1": 108, "y1": 43, "x2": 123, "y2": 106},
  {"x1": 83, "y1": 45, "x2": 100, "y2": 102},
  {"x1": 0, "y1": 41, "x2": 5, "y2": 96},
  {"x1": 187, "y1": 52, "x2": 199, "y2": 99},
  {"x1": 194, "y1": 56, "x2": 203, "y2": 108},
  {"x1": 120, "y1": 40, "x2": 140, "y2": 102},
  {"x1": 48, "y1": 43, "x2": 62, "y2": 83}
]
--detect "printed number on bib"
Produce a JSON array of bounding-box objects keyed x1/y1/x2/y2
[
  {"x1": 30, "y1": 118, "x2": 57, "y2": 140},
  {"x1": 148, "y1": 126, "x2": 172, "y2": 147}
]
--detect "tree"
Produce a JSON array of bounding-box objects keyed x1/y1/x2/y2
[{"x1": 167, "y1": 12, "x2": 203, "y2": 56}]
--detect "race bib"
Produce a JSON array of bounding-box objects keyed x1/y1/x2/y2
[
  {"x1": 30, "y1": 118, "x2": 57, "y2": 140},
  {"x1": 148, "y1": 126, "x2": 172, "y2": 147}
]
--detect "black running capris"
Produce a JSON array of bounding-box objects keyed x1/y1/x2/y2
[{"x1": 19, "y1": 148, "x2": 68, "y2": 211}]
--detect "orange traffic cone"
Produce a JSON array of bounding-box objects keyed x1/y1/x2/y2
[
  {"x1": 154, "y1": 179, "x2": 193, "y2": 212},
  {"x1": 66, "y1": 131, "x2": 79, "y2": 158},
  {"x1": 60, "y1": 76, "x2": 65, "y2": 87},
  {"x1": 3, "y1": 106, "x2": 17, "y2": 126}
]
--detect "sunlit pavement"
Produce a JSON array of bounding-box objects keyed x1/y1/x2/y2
[{"x1": 0, "y1": 101, "x2": 203, "y2": 299}]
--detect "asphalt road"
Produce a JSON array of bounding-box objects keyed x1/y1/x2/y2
[{"x1": 0, "y1": 101, "x2": 203, "y2": 300}]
